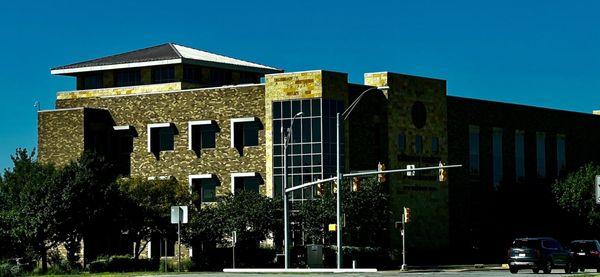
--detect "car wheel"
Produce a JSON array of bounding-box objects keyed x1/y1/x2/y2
[
  {"x1": 564, "y1": 262, "x2": 572, "y2": 273},
  {"x1": 509, "y1": 266, "x2": 518, "y2": 274},
  {"x1": 542, "y1": 260, "x2": 552, "y2": 274},
  {"x1": 532, "y1": 267, "x2": 540, "y2": 274}
]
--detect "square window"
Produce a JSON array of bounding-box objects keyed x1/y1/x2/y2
[
  {"x1": 233, "y1": 175, "x2": 261, "y2": 194},
  {"x1": 231, "y1": 118, "x2": 260, "y2": 153},
  {"x1": 189, "y1": 122, "x2": 218, "y2": 154},
  {"x1": 149, "y1": 124, "x2": 175, "y2": 153}
]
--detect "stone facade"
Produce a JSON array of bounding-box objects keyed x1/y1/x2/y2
[
  {"x1": 38, "y1": 108, "x2": 85, "y2": 166},
  {"x1": 49, "y1": 84, "x2": 267, "y2": 196}
]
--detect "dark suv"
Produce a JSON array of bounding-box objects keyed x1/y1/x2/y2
[
  {"x1": 508, "y1": 237, "x2": 573, "y2": 274},
  {"x1": 570, "y1": 240, "x2": 600, "y2": 272}
]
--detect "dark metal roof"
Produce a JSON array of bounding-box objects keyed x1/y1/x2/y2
[{"x1": 52, "y1": 43, "x2": 180, "y2": 71}]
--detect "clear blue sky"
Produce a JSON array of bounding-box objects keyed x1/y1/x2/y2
[{"x1": 0, "y1": 0, "x2": 598, "y2": 170}]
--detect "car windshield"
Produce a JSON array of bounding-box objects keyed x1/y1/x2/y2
[
  {"x1": 513, "y1": 239, "x2": 541, "y2": 249},
  {"x1": 571, "y1": 242, "x2": 596, "y2": 252}
]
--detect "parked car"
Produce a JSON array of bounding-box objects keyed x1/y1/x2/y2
[
  {"x1": 570, "y1": 240, "x2": 600, "y2": 272},
  {"x1": 507, "y1": 237, "x2": 573, "y2": 274}
]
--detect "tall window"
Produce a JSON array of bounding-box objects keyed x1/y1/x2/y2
[
  {"x1": 515, "y1": 130, "x2": 525, "y2": 181},
  {"x1": 492, "y1": 128, "x2": 503, "y2": 187},
  {"x1": 431, "y1": 137, "x2": 440, "y2": 154},
  {"x1": 536, "y1": 132, "x2": 546, "y2": 178},
  {"x1": 152, "y1": 66, "x2": 175, "y2": 84},
  {"x1": 272, "y1": 99, "x2": 342, "y2": 201},
  {"x1": 115, "y1": 69, "x2": 142, "y2": 87},
  {"x1": 415, "y1": 135, "x2": 423, "y2": 154},
  {"x1": 556, "y1": 134, "x2": 566, "y2": 176},
  {"x1": 398, "y1": 133, "x2": 406, "y2": 153},
  {"x1": 469, "y1": 125, "x2": 480, "y2": 175}
]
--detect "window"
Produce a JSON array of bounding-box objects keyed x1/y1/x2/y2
[
  {"x1": 147, "y1": 123, "x2": 175, "y2": 153},
  {"x1": 557, "y1": 134, "x2": 566, "y2": 176},
  {"x1": 189, "y1": 175, "x2": 218, "y2": 206},
  {"x1": 469, "y1": 126, "x2": 480, "y2": 175},
  {"x1": 515, "y1": 130, "x2": 525, "y2": 181},
  {"x1": 81, "y1": 73, "x2": 103, "y2": 89},
  {"x1": 431, "y1": 137, "x2": 439, "y2": 154},
  {"x1": 415, "y1": 135, "x2": 423, "y2": 154},
  {"x1": 536, "y1": 132, "x2": 546, "y2": 178},
  {"x1": 152, "y1": 66, "x2": 175, "y2": 84},
  {"x1": 183, "y1": 65, "x2": 202, "y2": 83},
  {"x1": 113, "y1": 126, "x2": 134, "y2": 154},
  {"x1": 231, "y1": 173, "x2": 261, "y2": 194},
  {"x1": 188, "y1": 121, "x2": 218, "y2": 154},
  {"x1": 398, "y1": 133, "x2": 406, "y2": 153},
  {"x1": 492, "y1": 128, "x2": 503, "y2": 187},
  {"x1": 115, "y1": 69, "x2": 142, "y2": 87},
  {"x1": 230, "y1": 118, "x2": 260, "y2": 153}
]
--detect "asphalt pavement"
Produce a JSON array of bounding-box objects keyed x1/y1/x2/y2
[{"x1": 148, "y1": 268, "x2": 600, "y2": 277}]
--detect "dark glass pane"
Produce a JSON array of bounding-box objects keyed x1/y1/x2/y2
[
  {"x1": 243, "y1": 123, "x2": 259, "y2": 146},
  {"x1": 292, "y1": 120, "x2": 301, "y2": 142},
  {"x1": 274, "y1": 168, "x2": 282, "y2": 174},
  {"x1": 159, "y1": 128, "x2": 174, "y2": 151},
  {"x1": 282, "y1": 101, "x2": 291, "y2": 118},
  {"x1": 415, "y1": 135, "x2": 423, "y2": 154},
  {"x1": 312, "y1": 155, "x2": 321, "y2": 165},
  {"x1": 312, "y1": 143, "x2": 321, "y2": 153},
  {"x1": 292, "y1": 100, "x2": 301, "y2": 117},
  {"x1": 302, "y1": 144, "x2": 311, "y2": 154},
  {"x1": 201, "y1": 128, "x2": 216, "y2": 149},
  {"x1": 273, "y1": 120, "x2": 282, "y2": 144},
  {"x1": 303, "y1": 155, "x2": 311, "y2": 166},
  {"x1": 431, "y1": 137, "x2": 439, "y2": 154},
  {"x1": 244, "y1": 177, "x2": 260, "y2": 193},
  {"x1": 292, "y1": 144, "x2": 301, "y2": 154},
  {"x1": 201, "y1": 179, "x2": 216, "y2": 203},
  {"x1": 274, "y1": 176, "x2": 283, "y2": 198},
  {"x1": 274, "y1": 156, "x2": 282, "y2": 167},
  {"x1": 302, "y1": 118, "x2": 311, "y2": 143},
  {"x1": 312, "y1": 99, "x2": 321, "y2": 116},
  {"x1": 312, "y1": 118, "x2": 321, "y2": 141},
  {"x1": 313, "y1": 166, "x2": 322, "y2": 173},
  {"x1": 293, "y1": 156, "x2": 301, "y2": 166},
  {"x1": 302, "y1": 100, "x2": 311, "y2": 116},
  {"x1": 398, "y1": 133, "x2": 406, "y2": 153},
  {"x1": 273, "y1": 102, "x2": 282, "y2": 119},
  {"x1": 274, "y1": 145, "x2": 282, "y2": 155}
]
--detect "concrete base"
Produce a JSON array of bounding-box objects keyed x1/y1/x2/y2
[{"x1": 223, "y1": 268, "x2": 378, "y2": 273}]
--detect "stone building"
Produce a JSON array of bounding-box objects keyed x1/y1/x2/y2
[{"x1": 39, "y1": 43, "x2": 600, "y2": 264}]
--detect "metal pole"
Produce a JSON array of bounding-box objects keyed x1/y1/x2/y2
[
  {"x1": 402, "y1": 210, "x2": 407, "y2": 271},
  {"x1": 164, "y1": 238, "x2": 167, "y2": 272},
  {"x1": 178, "y1": 221, "x2": 181, "y2": 272},
  {"x1": 232, "y1": 233, "x2": 236, "y2": 269},
  {"x1": 283, "y1": 127, "x2": 289, "y2": 269},
  {"x1": 336, "y1": 112, "x2": 343, "y2": 269}
]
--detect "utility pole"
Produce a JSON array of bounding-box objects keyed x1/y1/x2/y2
[
  {"x1": 336, "y1": 112, "x2": 343, "y2": 269},
  {"x1": 401, "y1": 212, "x2": 407, "y2": 271},
  {"x1": 178, "y1": 210, "x2": 181, "y2": 272}
]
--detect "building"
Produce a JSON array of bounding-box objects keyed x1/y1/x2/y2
[{"x1": 38, "y1": 43, "x2": 600, "y2": 263}]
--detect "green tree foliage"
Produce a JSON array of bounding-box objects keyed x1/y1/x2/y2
[
  {"x1": 117, "y1": 177, "x2": 190, "y2": 258},
  {"x1": 552, "y1": 163, "x2": 600, "y2": 228},
  {"x1": 344, "y1": 177, "x2": 391, "y2": 247},
  {"x1": 0, "y1": 149, "x2": 60, "y2": 272}
]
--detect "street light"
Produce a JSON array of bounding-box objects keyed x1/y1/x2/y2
[
  {"x1": 336, "y1": 85, "x2": 389, "y2": 269},
  {"x1": 282, "y1": 111, "x2": 303, "y2": 269}
]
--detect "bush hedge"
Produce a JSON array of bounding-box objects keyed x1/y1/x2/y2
[{"x1": 88, "y1": 255, "x2": 157, "y2": 273}]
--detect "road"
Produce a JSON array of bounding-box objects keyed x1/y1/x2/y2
[{"x1": 150, "y1": 269, "x2": 599, "y2": 277}]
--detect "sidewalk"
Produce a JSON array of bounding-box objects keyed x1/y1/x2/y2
[{"x1": 384, "y1": 264, "x2": 507, "y2": 273}]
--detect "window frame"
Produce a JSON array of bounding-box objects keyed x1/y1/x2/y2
[
  {"x1": 188, "y1": 120, "x2": 218, "y2": 151},
  {"x1": 147, "y1": 123, "x2": 175, "y2": 153},
  {"x1": 230, "y1": 117, "x2": 260, "y2": 149}
]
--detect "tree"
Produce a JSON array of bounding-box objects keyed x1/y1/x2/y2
[
  {"x1": 552, "y1": 163, "x2": 600, "y2": 230},
  {"x1": 117, "y1": 177, "x2": 190, "y2": 259},
  {"x1": 0, "y1": 149, "x2": 61, "y2": 272},
  {"x1": 344, "y1": 177, "x2": 391, "y2": 247},
  {"x1": 53, "y1": 151, "x2": 125, "y2": 264}
]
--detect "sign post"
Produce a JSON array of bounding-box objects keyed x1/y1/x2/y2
[
  {"x1": 171, "y1": 206, "x2": 188, "y2": 272},
  {"x1": 232, "y1": 231, "x2": 237, "y2": 269},
  {"x1": 596, "y1": 176, "x2": 600, "y2": 204}
]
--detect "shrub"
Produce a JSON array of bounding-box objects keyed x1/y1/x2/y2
[
  {"x1": 0, "y1": 261, "x2": 22, "y2": 277},
  {"x1": 88, "y1": 255, "x2": 156, "y2": 273}
]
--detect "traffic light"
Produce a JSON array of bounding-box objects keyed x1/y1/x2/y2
[
  {"x1": 317, "y1": 182, "x2": 326, "y2": 196},
  {"x1": 403, "y1": 207, "x2": 411, "y2": 224},
  {"x1": 439, "y1": 161, "x2": 448, "y2": 182},
  {"x1": 377, "y1": 162, "x2": 387, "y2": 183},
  {"x1": 352, "y1": 177, "x2": 362, "y2": 192}
]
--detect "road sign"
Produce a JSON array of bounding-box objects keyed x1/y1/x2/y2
[
  {"x1": 406, "y1": 165, "x2": 416, "y2": 176},
  {"x1": 595, "y1": 176, "x2": 600, "y2": 204},
  {"x1": 329, "y1": 224, "x2": 337, "y2": 232},
  {"x1": 170, "y1": 206, "x2": 188, "y2": 224}
]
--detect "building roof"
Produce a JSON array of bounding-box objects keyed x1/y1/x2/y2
[{"x1": 51, "y1": 43, "x2": 282, "y2": 75}]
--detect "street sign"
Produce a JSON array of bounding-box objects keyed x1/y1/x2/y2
[
  {"x1": 170, "y1": 206, "x2": 188, "y2": 224},
  {"x1": 595, "y1": 176, "x2": 600, "y2": 204},
  {"x1": 232, "y1": 231, "x2": 237, "y2": 244},
  {"x1": 328, "y1": 224, "x2": 337, "y2": 232},
  {"x1": 407, "y1": 165, "x2": 416, "y2": 176}
]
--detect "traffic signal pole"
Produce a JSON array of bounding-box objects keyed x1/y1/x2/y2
[{"x1": 401, "y1": 209, "x2": 407, "y2": 271}]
